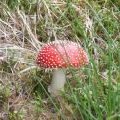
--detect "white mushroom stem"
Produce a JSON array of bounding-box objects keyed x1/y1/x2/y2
[{"x1": 48, "y1": 69, "x2": 66, "y2": 96}]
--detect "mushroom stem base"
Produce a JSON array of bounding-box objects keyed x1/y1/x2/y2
[{"x1": 48, "y1": 69, "x2": 66, "y2": 96}]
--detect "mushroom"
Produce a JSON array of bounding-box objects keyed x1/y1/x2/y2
[{"x1": 36, "y1": 40, "x2": 89, "y2": 96}]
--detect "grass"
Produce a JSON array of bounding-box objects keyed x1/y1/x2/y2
[{"x1": 0, "y1": 0, "x2": 120, "y2": 120}]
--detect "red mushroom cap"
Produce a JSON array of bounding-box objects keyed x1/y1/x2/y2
[{"x1": 36, "y1": 40, "x2": 89, "y2": 68}]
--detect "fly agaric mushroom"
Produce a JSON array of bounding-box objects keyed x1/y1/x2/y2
[{"x1": 36, "y1": 40, "x2": 89, "y2": 96}]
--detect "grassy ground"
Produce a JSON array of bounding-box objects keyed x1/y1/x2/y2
[{"x1": 0, "y1": 0, "x2": 120, "y2": 120}]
